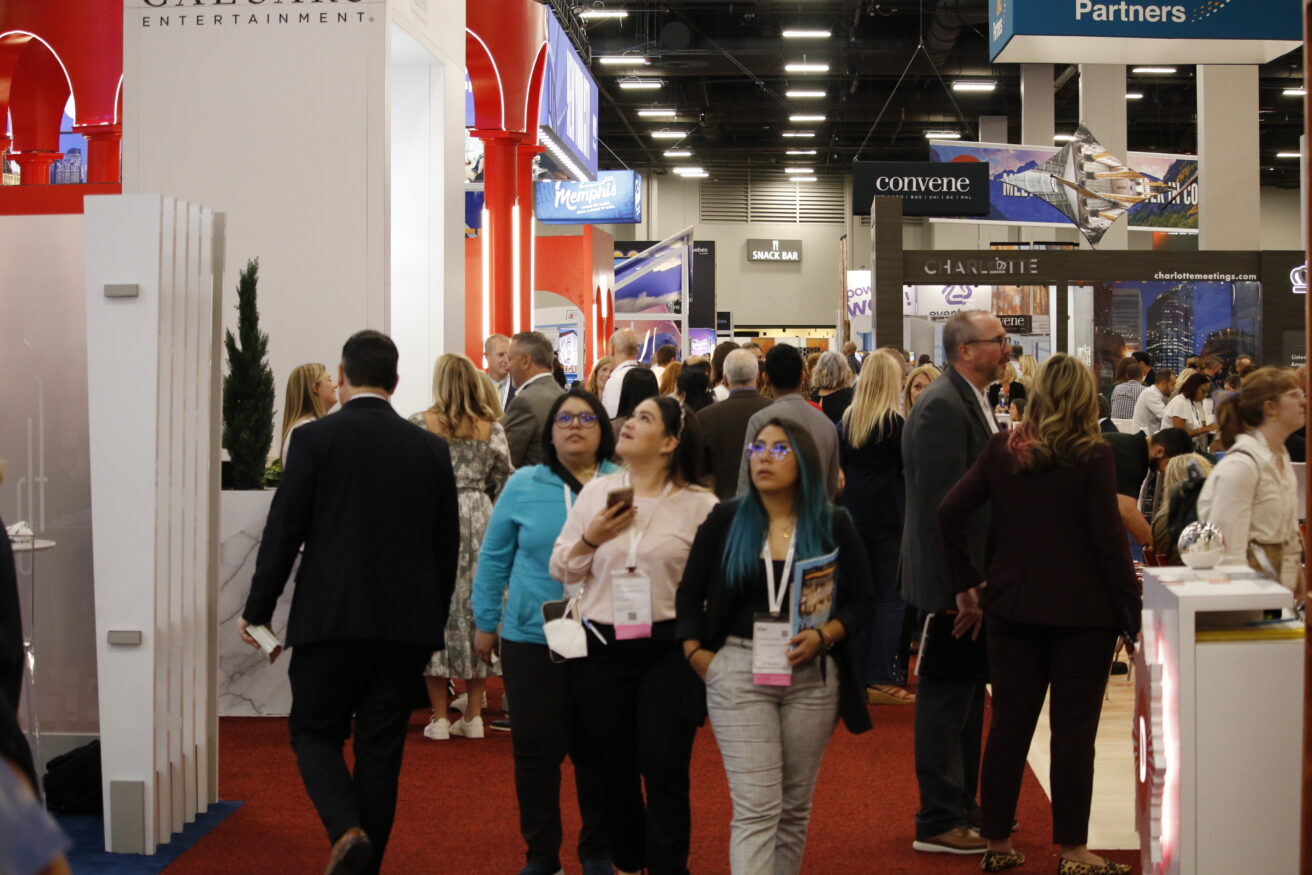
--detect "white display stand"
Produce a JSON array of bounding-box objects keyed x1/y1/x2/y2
[
  {"x1": 1135, "y1": 566, "x2": 1302, "y2": 874},
  {"x1": 85, "y1": 195, "x2": 224, "y2": 854}
]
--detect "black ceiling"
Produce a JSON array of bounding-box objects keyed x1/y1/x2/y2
[{"x1": 552, "y1": 0, "x2": 1306, "y2": 188}]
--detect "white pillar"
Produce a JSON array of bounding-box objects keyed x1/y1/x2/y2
[
  {"x1": 978, "y1": 115, "x2": 1008, "y2": 144},
  {"x1": 1197, "y1": 65, "x2": 1261, "y2": 251},
  {"x1": 1079, "y1": 64, "x2": 1128, "y2": 250},
  {"x1": 1021, "y1": 64, "x2": 1055, "y2": 146}
]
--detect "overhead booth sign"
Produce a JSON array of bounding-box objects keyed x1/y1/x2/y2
[
  {"x1": 990, "y1": 0, "x2": 1302, "y2": 63},
  {"x1": 852, "y1": 162, "x2": 990, "y2": 216},
  {"x1": 535, "y1": 170, "x2": 642, "y2": 224},
  {"x1": 538, "y1": 14, "x2": 599, "y2": 179}
]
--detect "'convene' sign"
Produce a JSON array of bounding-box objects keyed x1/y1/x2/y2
[{"x1": 852, "y1": 161, "x2": 990, "y2": 217}]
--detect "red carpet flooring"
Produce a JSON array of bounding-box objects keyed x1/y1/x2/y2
[{"x1": 164, "y1": 682, "x2": 1139, "y2": 874}]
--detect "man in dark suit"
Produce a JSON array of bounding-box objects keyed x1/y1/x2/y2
[
  {"x1": 502, "y1": 330, "x2": 565, "y2": 468},
  {"x1": 0, "y1": 507, "x2": 36, "y2": 790},
  {"x1": 900, "y1": 310, "x2": 1008, "y2": 855},
  {"x1": 240, "y1": 330, "x2": 458, "y2": 875},
  {"x1": 697, "y1": 349, "x2": 770, "y2": 500}
]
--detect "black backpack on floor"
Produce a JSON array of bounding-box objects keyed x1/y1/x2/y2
[{"x1": 44, "y1": 739, "x2": 103, "y2": 814}]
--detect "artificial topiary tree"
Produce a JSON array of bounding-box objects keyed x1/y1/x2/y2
[{"x1": 222, "y1": 258, "x2": 275, "y2": 489}]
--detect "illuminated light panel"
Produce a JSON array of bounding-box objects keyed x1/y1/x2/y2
[
  {"x1": 618, "y1": 80, "x2": 663, "y2": 90},
  {"x1": 1284, "y1": 88, "x2": 1306, "y2": 96},
  {"x1": 597, "y1": 55, "x2": 649, "y2": 65},
  {"x1": 480, "y1": 207, "x2": 491, "y2": 341},
  {"x1": 679, "y1": 171, "x2": 709, "y2": 178},
  {"x1": 663, "y1": 149, "x2": 692, "y2": 157},
  {"x1": 539, "y1": 128, "x2": 589, "y2": 182},
  {"x1": 786, "y1": 149, "x2": 817, "y2": 155},
  {"x1": 637, "y1": 109, "x2": 677, "y2": 117},
  {"x1": 579, "y1": 8, "x2": 628, "y2": 19},
  {"x1": 650, "y1": 130, "x2": 688, "y2": 139},
  {"x1": 1277, "y1": 152, "x2": 1302, "y2": 158},
  {"x1": 789, "y1": 114, "x2": 825, "y2": 122},
  {"x1": 1054, "y1": 134, "x2": 1076, "y2": 142},
  {"x1": 783, "y1": 166, "x2": 814, "y2": 174},
  {"x1": 924, "y1": 131, "x2": 961, "y2": 139},
  {"x1": 512, "y1": 203, "x2": 522, "y2": 331},
  {"x1": 672, "y1": 166, "x2": 705, "y2": 175},
  {"x1": 782, "y1": 131, "x2": 815, "y2": 138},
  {"x1": 951, "y1": 80, "x2": 996, "y2": 92},
  {"x1": 1132, "y1": 66, "x2": 1176, "y2": 74},
  {"x1": 786, "y1": 90, "x2": 826, "y2": 98},
  {"x1": 792, "y1": 176, "x2": 817, "y2": 182},
  {"x1": 784, "y1": 62, "x2": 829, "y2": 73},
  {"x1": 1126, "y1": 92, "x2": 1145, "y2": 100},
  {"x1": 782, "y1": 28, "x2": 831, "y2": 38}
]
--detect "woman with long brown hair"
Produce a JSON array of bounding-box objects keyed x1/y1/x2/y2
[
  {"x1": 409, "y1": 353, "x2": 512, "y2": 740},
  {"x1": 938, "y1": 354, "x2": 1137, "y2": 874},
  {"x1": 1198, "y1": 366, "x2": 1305, "y2": 592},
  {"x1": 279, "y1": 362, "x2": 337, "y2": 465}
]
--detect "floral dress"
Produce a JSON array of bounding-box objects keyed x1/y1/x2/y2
[{"x1": 408, "y1": 413, "x2": 513, "y2": 678}]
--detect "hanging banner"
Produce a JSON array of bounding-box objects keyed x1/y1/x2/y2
[
  {"x1": 990, "y1": 0, "x2": 1301, "y2": 64},
  {"x1": 535, "y1": 170, "x2": 642, "y2": 224},
  {"x1": 539, "y1": 13, "x2": 599, "y2": 178},
  {"x1": 846, "y1": 270, "x2": 872, "y2": 318},
  {"x1": 852, "y1": 161, "x2": 990, "y2": 216},
  {"x1": 928, "y1": 140, "x2": 1198, "y2": 232}
]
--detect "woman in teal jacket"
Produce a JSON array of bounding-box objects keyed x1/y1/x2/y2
[{"x1": 473, "y1": 388, "x2": 619, "y2": 875}]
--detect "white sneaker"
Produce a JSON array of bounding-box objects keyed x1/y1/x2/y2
[
  {"x1": 423, "y1": 717, "x2": 450, "y2": 740},
  {"x1": 449, "y1": 715, "x2": 484, "y2": 738},
  {"x1": 450, "y1": 691, "x2": 489, "y2": 714}
]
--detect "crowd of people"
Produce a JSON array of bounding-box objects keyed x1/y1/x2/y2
[{"x1": 220, "y1": 319, "x2": 1305, "y2": 875}]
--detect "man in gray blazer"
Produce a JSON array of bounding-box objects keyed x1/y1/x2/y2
[
  {"x1": 503, "y1": 331, "x2": 564, "y2": 468},
  {"x1": 900, "y1": 310, "x2": 1008, "y2": 855}
]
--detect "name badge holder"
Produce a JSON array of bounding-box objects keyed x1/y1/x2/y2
[
  {"x1": 753, "y1": 534, "x2": 796, "y2": 686},
  {"x1": 611, "y1": 479, "x2": 672, "y2": 640}
]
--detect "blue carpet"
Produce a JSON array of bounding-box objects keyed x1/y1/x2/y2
[{"x1": 58, "y1": 801, "x2": 242, "y2": 873}]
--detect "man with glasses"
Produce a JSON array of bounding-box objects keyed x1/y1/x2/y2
[
  {"x1": 901, "y1": 310, "x2": 1008, "y2": 855},
  {"x1": 504, "y1": 331, "x2": 566, "y2": 468},
  {"x1": 697, "y1": 349, "x2": 771, "y2": 500}
]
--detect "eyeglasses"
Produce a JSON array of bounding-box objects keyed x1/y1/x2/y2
[
  {"x1": 966, "y1": 334, "x2": 1010, "y2": 348},
  {"x1": 744, "y1": 441, "x2": 793, "y2": 461},
  {"x1": 554, "y1": 412, "x2": 600, "y2": 428}
]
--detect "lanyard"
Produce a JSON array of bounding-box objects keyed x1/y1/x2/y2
[
  {"x1": 625, "y1": 475, "x2": 674, "y2": 571},
  {"x1": 761, "y1": 529, "x2": 797, "y2": 616},
  {"x1": 563, "y1": 482, "x2": 575, "y2": 513}
]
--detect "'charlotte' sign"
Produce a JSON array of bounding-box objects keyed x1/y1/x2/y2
[
  {"x1": 852, "y1": 162, "x2": 990, "y2": 217},
  {"x1": 747, "y1": 239, "x2": 802, "y2": 263}
]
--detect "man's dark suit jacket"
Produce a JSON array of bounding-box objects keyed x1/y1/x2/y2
[
  {"x1": 243, "y1": 396, "x2": 460, "y2": 648},
  {"x1": 696, "y1": 388, "x2": 771, "y2": 500},
  {"x1": 0, "y1": 514, "x2": 22, "y2": 713},
  {"x1": 938, "y1": 434, "x2": 1140, "y2": 634},
  {"x1": 900, "y1": 368, "x2": 994, "y2": 613},
  {"x1": 503, "y1": 374, "x2": 565, "y2": 468}
]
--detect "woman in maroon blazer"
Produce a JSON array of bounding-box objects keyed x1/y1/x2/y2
[{"x1": 938, "y1": 354, "x2": 1140, "y2": 875}]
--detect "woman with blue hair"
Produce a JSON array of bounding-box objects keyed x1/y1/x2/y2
[{"x1": 675, "y1": 419, "x2": 874, "y2": 874}]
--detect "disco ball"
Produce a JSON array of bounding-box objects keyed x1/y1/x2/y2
[{"x1": 1178, "y1": 522, "x2": 1226, "y2": 570}]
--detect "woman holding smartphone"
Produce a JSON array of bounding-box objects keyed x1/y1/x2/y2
[
  {"x1": 550, "y1": 396, "x2": 716, "y2": 875},
  {"x1": 676, "y1": 420, "x2": 873, "y2": 874}
]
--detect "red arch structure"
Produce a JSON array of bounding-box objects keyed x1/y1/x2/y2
[{"x1": 0, "y1": 0, "x2": 122, "y2": 209}]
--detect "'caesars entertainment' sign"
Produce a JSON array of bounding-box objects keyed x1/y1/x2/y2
[
  {"x1": 852, "y1": 162, "x2": 990, "y2": 217},
  {"x1": 134, "y1": 0, "x2": 372, "y2": 29},
  {"x1": 747, "y1": 239, "x2": 802, "y2": 263}
]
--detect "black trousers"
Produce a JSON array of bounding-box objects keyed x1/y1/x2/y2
[
  {"x1": 501, "y1": 638, "x2": 609, "y2": 871},
  {"x1": 913, "y1": 674, "x2": 985, "y2": 839},
  {"x1": 575, "y1": 620, "x2": 697, "y2": 875},
  {"x1": 980, "y1": 617, "x2": 1117, "y2": 846},
  {"x1": 288, "y1": 639, "x2": 431, "y2": 875}
]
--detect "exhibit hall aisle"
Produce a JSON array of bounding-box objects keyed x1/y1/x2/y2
[{"x1": 159, "y1": 679, "x2": 1140, "y2": 873}]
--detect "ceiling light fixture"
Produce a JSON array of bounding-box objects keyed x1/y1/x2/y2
[
  {"x1": 618, "y1": 79, "x2": 662, "y2": 90},
  {"x1": 785, "y1": 62, "x2": 830, "y2": 73},
  {"x1": 924, "y1": 131, "x2": 961, "y2": 140},
  {"x1": 786, "y1": 149, "x2": 817, "y2": 155},
  {"x1": 1277, "y1": 151, "x2": 1303, "y2": 158},
  {"x1": 951, "y1": 80, "x2": 996, "y2": 92},
  {"x1": 784, "y1": 167, "x2": 815, "y2": 174},
  {"x1": 782, "y1": 29, "x2": 831, "y2": 38},
  {"x1": 1284, "y1": 88, "x2": 1307, "y2": 96},
  {"x1": 596, "y1": 55, "x2": 648, "y2": 65},
  {"x1": 650, "y1": 130, "x2": 688, "y2": 139},
  {"x1": 578, "y1": 8, "x2": 628, "y2": 19},
  {"x1": 792, "y1": 176, "x2": 818, "y2": 182},
  {"x1": 1132, "y1": 66, "x2": 1176, "y2": 74},
  {"x1": 782, "y1": 131, "x2": 815, "y2": 138},
  {"x1": 672, "y1": 166, "x2": 705, "y2": 175},
  {"x1": 638, "y1": 109, "x2": 677, "y2": 117},
  {"x1": 663, "y1": 149, "x2": 692, "y2": 157},
  {"x1": 786, "y1": 90, "x2": 826, "y2": 98},
  {"x1": 680, "y1": 171, "x2": 709, "y2": 178},
  {"x1": 1126, "y1": 92, "x2": 1144, "y2": 100},
  {"x1": 1054, "y1": 134, "x2": 1076, "y2": 142},
  {"x1": 789, "y1": 114, "x2": 826, "y2": 122}
]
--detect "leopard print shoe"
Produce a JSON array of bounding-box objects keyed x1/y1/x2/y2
[
  {"x1": 981, "y1": 849, "x2": 1025, "y2": 871},
  {"x1": 1057, "y1": 857, "x2": 1131, "y2": 875}
]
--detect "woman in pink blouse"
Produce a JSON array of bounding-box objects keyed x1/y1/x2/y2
[{"x1": 550, "y1": 396, "x2": 716, "y2": 875}]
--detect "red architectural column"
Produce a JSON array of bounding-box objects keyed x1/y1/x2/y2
[
  {"x1": 479, "y1": 131, "x2": 524, "y2": 339},
  {"x1": 11, "y1": 150, "x2": 60, "y2": 185},
  {"x1": 516, "y1": 141, "x2": 544, "y2": 335},
  {"x1": 74, "y1": 122, "x2": 122, "y2": 184}
]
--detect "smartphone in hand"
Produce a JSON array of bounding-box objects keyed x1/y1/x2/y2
[{"x1": 606, "y1": 487, "x2": 634, "y2": 512}]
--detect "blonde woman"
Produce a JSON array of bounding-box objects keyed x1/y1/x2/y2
[
  {"x1": 409, "y1": 353, "x2": 512, "y2": 739},
  {"x1": 987, "y1": 361, "x2": 1026, "y2": 413},
  {"x1": 657, "y1": 359, "x2": 682, "y2": 396},
  {"x1": 1151, "y1": 453, "x2": 1214, "y2": 564},
  {"x1": 902, "y1": 363, "x2": 940, "y2": 413},
  {"x1": 1017, "y1": 353, "x2": 1039, "y2": 389},
  {"x1": 839, "y1": 353, "x2": 914, "y2": 704},
  {"x1": 939, "y1": 355, "x2": 1137, "y2": 874},
  {"x1": 810, "y1": 349, "x2": 855, "y2": 424},
  {"x1": 279, "y1": 362, "x2": 337, "y2": 465},
  {"x1": 585, "y1": 356, "x2": 614, "y2": 398}
]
